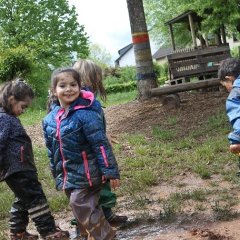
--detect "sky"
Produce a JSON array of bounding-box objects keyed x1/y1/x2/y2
[{"x1": 68, "y1": 0, "x2": 132, "y2": 62}]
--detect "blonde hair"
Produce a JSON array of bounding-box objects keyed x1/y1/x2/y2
[{"x1": 73, "y1": 59, "x2": 106, "y2": 101}]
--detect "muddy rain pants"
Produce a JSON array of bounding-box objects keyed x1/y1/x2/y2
[
  {"x1": 66, "y1": 186, "x2": 116, "y2": 240},
  {"x1": 5, "y1": 171, "x2": 56, "y2": 236}
]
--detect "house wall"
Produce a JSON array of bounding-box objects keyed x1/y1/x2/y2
[
  {"x1": 118, "y1": 48, "x2": 136, "y2": 67},
  {"x1": 228, "y1": 38, "x2": 240, "y2": 50}
]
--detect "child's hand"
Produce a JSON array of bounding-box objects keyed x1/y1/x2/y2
[
  {"x1": 229, "y1": 144, "x2": 240, "y2": 155},
  {"x1": 110, "y1": 179, "x2": 120, "y2": 190}
]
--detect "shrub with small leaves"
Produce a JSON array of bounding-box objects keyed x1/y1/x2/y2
[{"x1": 0, "y1": 46, "x2": 34, "y2": 82}]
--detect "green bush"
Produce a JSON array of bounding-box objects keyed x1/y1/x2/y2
[
  {"x1": 104, "y1": 66, "x2": 136, "y2": 85},
  {"x1": 153, "y1": 62, "x2": 169, "y2": 85},
  {"x1": 0, "y1": 46, "x2": 34, "y2": 82},
  {"x1": 105, "y1": 81, "x2": 136, "y2": 94}
]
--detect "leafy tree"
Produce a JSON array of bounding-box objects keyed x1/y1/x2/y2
[
  {"x1": 143, "y1": 0, "x2": 189, "y2": 47},
  {"x1": 190, "y1": 0, "x2": 240, "y2": 35},
  {"x1": 143, "y1": 0, "x2": 240, "y2": 47},
  {"x1": 0, "y1": 0, "x2": 89, "y2": 66},
  {"x1": 89, "y1": 43, "x2": 112, "y2": 68}
]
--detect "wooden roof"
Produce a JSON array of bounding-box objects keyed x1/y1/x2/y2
[{"x1": 165, "y1": 10, "x2": 203, "y2": 25}]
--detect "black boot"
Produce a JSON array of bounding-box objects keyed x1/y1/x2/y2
[{"x1": 102, "y1": 207, "x2": 128, "y2": 226}]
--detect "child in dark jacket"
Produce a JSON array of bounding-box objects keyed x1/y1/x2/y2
[
  {"x1": 218, "y1": 58, "x2": 240, "y2": 173},
  {"x1": 0, "y1": 79, "x2": 69, "y2": 240},
  {"x1": 73, "y1": 59, "x2": 128, "y2": 227},
  {"x1": 42, "y1": 68, "x2": 120, "y2": 240}
]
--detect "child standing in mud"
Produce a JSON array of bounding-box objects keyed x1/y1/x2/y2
[
  {"x1": 42, "y1": 67, "x2": 120, "y2": 240},
  {"x1": 0, "y1": 79, "x2": 69, "y2": 240},
  {"x1": 218, "y1": 58, "x2": 240, "y2": 167}
]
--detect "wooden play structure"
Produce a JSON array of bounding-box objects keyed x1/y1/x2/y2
[{"x1": 150, "y1": 10, "x2": 231, "y2": 98}]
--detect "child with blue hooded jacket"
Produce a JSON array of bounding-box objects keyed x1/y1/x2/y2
[
  {"x1": 42, "y1": 68, "x2": 120, "y2": 240},
  {"x1": 218, "y1": 58, "x2": 240, "y2": 162},
  {"x1": 218, "y1": 58, "x2": 240, "y2": 151}
]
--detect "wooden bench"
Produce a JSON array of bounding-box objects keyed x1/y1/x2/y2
[{"x1": 167, "y1": 45, "x2": 231, "y2": 85}]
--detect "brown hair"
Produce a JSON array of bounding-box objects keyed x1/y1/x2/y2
[{"x1": 0, "y1": 78, "x2": 34, "y2": 115}]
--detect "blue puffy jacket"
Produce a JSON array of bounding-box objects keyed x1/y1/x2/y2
[
  {"x1": 42, "y1": 90, "x2": 120, "y2": 190},
  {"x1": 226, "y1": 77, "x2": 240, "y2": 144}
]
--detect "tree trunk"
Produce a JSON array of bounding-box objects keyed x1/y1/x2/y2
[{"x1": 126, "y1": 0, "x2": 158, "y2": 100}]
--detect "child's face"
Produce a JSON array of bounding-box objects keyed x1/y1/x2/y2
[
  {"x1": 54, "y1": 72, "x2": 80, "y2": 109},
  {"x1": 9, "y1": 96, "x2": 32, "y2": 117},
  {"x1": 220, "y1": 76, "x2": 235, "y2": 92}
]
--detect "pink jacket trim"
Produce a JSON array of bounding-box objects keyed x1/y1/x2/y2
[
  {"x1": 82, "y1": 151, "x2": 93, "y2": 187},
  {"x1": 100, "y1": 146, "x2": 109, "y2": 167},
  {"x1": 55, "y1": 108, "x2": 68, "y2": 189}
]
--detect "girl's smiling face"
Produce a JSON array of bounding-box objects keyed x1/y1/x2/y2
[{"x1": 53, "y1": 72, "x2": 80, "y2": 109}]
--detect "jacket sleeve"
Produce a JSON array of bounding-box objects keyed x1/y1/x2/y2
[
  {"x1": 0, "y1": 115, "x2": 11, "y2": 166},
  {"x1": 226, "y1": 88, "x2": 240, "y2": 144},
  {"x1": 42, "y1": 120, "x2": 56, "y2": 178},
  {"x1": 82, "y1": 112, "x2": 120, "y2": 180}
]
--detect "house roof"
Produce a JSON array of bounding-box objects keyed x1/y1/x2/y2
[
  {"x1": 152, "y1": 47, "x2": 173, "y2": 60},
  {"x1": 114, "y1": 43, "x2": 133, "y2": 63}
]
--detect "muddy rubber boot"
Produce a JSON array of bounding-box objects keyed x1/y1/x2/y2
[
  {"x1": 107, "y1": 214, "x2": 128, "y2": 226},
  {"x1": 10, "y1": 231, "x2": 39, "y2": 240}
]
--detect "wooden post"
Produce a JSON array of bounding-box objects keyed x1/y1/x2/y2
[
  {"x1": 169, "y1": 24, "x2": 176, "y2": 51},
  {"x1": 188, "y1": 13, "x2": 197, "y2": 49},
  {"x1": 221, "y1": 25, "x2": 227, "y2": 44}
]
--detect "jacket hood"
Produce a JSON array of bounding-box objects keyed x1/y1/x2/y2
[{"x1": 73, "y1": 90, "x2": 95, "y2": 111}]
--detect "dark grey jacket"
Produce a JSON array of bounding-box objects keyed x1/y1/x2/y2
[{"x1": 0, "y1": 108, "x2": 37, "y2": 181}]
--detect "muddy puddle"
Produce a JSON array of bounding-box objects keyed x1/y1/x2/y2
[
  {"x1": 69, "y1": 222, "x2": 176, "y2": 240},
  {"x1": 116, "y1": 223, "x2": 169, "y2": 240}
]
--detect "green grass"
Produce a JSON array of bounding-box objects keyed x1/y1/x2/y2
[
  {"x1": 20, "y1": 108, "x2": 46, "y2": 125},
  {"x1": 101, "y1": 90, "x2": 137, "y2": 107},
  {"x1": 33, "y1": 147, "x2": 69, "y2": 211}
]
